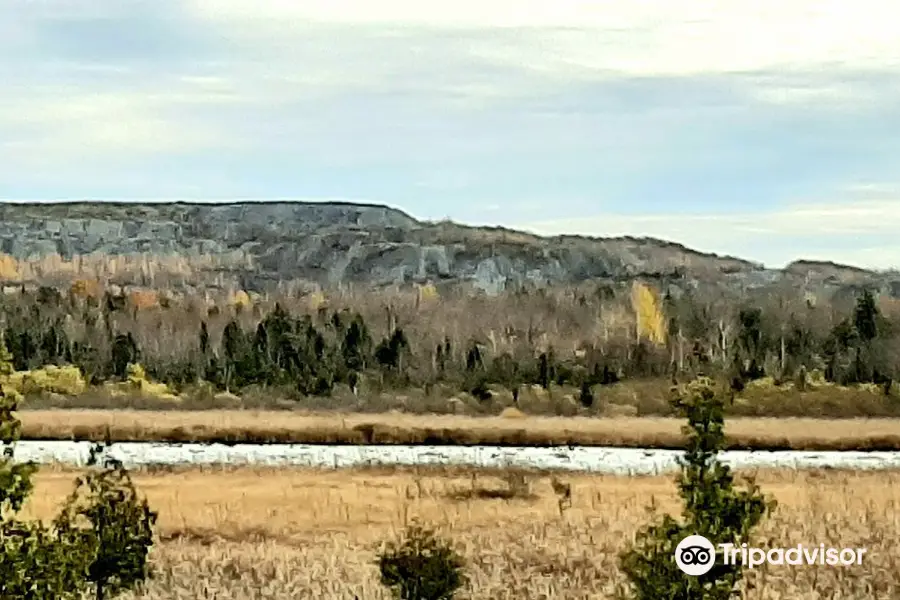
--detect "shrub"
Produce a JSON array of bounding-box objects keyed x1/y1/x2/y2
[
  {"x1": 54, "y1": 441, "x2": 157, "y2": 600},
  {"x1": 376, "y1": 523, "x2": 467, "y2": 600},
  {"x1": 469, "y1": 379, "x2": 491, "y2": 402},
  {"x1": 618, "y1": 376, "x2": 775, "y2": 600},
  {"x1": 578, "y1": 380, "x2": 594, "y2": 408},
  {"x1": 0, "y1": 517, "x2": 93, "y2": 600},
  {"x1": 0, "y1": 337, "x2": 22, "y2": 404},
  {"x1": 102, "y1": 362, "x2": 180, "y2": 402},
  {"x1": 9, "y1": 364, "x2": 88, "y2": 396},
  {"x1": 0, "y1": 386, "x2": 157, "y2": 600}
]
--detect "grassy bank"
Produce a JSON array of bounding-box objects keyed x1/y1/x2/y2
[
  {"x1": 19, "y1": 373, "x2": 900, "y2": 420},
  {"x1": 22, "y1": 465, "x2": 898, "y2": 599},
  {"x1": 17, "y1": 409, "x2": 900, "y2": 450}
]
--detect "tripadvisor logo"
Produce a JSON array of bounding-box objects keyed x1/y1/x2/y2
[
  {"x1": 674, "y1": 535, "x2": 867, "y2": 576},
  {"x1": 675, "y1": 535, "x2": 716, "y2": 576}
]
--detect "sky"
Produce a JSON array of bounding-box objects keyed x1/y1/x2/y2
[{"x1": 2, "y1": 0, "x2": 900, "y2": 270}]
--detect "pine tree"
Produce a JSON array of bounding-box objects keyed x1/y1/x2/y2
[
  {"x1": 854, "y1": 289, "x2": 878, "y2": 344},
  {"x1": 110, "y1": 333, "x2": 139, "y2": 379},
  {"x1": 619, "y1": 377, "x2": 774, "y2": 600},
  {"x1": 199, "y1": 321, "x2": 210, "y2": 356}
]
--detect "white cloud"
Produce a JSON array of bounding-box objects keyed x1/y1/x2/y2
[
  {"x1": 522, "y1": 198, "x2": 900, "y2": 238},
  {"x1": 4, "y1": 0, "x2": 899, "y2": 170},
  {"x1": 515, "y1": 196, "x2": 900, "y2": 269},
  {"x1": 186, "y1": 0, "x2": 900, "y2": 77},
  {"x1": 749, "y1": 83, "x2": 869, "y2": 106},
  {"x1": 0, "y1": 81, "x2": 236, "y2": 164}
]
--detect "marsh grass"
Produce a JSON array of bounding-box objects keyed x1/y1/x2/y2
[
  {"x1": 18, "y1": 465, "x2": 900, "y2": 599},
  {"x1": 14, "y1": 409, "x2": 900, "y2": 450}
]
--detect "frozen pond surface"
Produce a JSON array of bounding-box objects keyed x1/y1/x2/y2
[{"x1": 11, "y1": 441, "x2": 900, "y2": 474}]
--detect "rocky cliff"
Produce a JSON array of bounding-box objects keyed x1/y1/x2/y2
[{"x1": 0, "y1": 201, "x2": 895, "y2": 296}]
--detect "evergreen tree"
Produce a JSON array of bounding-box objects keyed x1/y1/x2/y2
[
  {"x1": 110, "y1": 333, "x2": 139, "y2": 379},
  {"x1": 465, "y1": 342, "x2": 482, "y2": 372},
  {"x1": 342, "y1": 314, "x2": 371, "y2": 372},
  {"x1": 735, "y1": 308, "x2": 765, "y2": 379},
  {"x1": 619, "y1": 377, "x2": 774, "y2": 600},
  {"x1": 221, "y1": 320, "x2": 251, "y2": 390},
  {"x1": 853, "y1": 289, "x2": 880, "y2": 382},
  {"x1": 199, "y1": 321, "x2": 210, "y2": 357},
  {"x1": 537, "y1": 352, "x2": 550, "y2": 389},
  {"x1": 375, "y1": 328, "x2": 409, "y2": 372},
  {"x1": 854, "y1": 289, "x2": 878, "y2": 344}
]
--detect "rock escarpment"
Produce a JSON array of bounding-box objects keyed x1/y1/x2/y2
[{"x1": 0, "y1": 201, "x2": 895, "y2": 296}]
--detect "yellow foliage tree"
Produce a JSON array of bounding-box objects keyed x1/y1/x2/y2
[
  {"x1": 308, "y1": 290, "x2": 327, "y2": 311},
  {"x1": 229, "y1": 289, "x2": 251, "y2": 309},
  {"x1": 417, "y1": 283, "x2": 440, "y2": 305},
  {"x1": 631, "y1": 281, "x2": 667, "y2": 346},
  {"x1": 11, "y1": 365, "x2": 87, "y2": 396},
  {"x1": 0, "y1": 334, "x2": 14, "y2": 378},
  {"x1": 70, "y1": 278, "x2": 104, "y2": 299},
  {"x1": 105, "y1": 362, "x2": 179, "y2": 402},
  {"x1": 0, "y1": 335, "x2": 22, "y2": 402},
  {"x1": 0, "y1": 253, "x2": 20, "y2": 281},
  {"x1": 127, "y1": 290, "x2": 160, "y2": 311}
]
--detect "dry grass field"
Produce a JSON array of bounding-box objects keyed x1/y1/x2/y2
[
  {"x1": 21, "y1": 465, "x2": 898, "y2": 599},
  {"x1": 16, "y1": 408, "x2": 900, "y2": 450}
]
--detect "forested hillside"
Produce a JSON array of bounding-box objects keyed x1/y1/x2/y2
[{"x1": 3, "y1": 277, "x2": 898, "y2": 417}]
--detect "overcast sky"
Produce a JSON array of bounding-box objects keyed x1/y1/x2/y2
[{"x1": 3, "y1": 0, "x2": 900, "y2": 269}]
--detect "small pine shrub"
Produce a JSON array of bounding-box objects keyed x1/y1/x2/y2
[
  {"x1": 618, "y1": 376, "x2": 775, "y2": 600},
  {"x1": 578, "y1": 381, "x2": 594, "y2": 408},
  {"x1": 376, "y1": 523, "x2": 467, "y2": 600},
  {"x1": 469, "y1": 379, "x2": 491, "y2": 402},
  {"x1": 55, "y1": 441, "x2": 158, "y2": 599},
  {"x1": 0, "y1": 517, "x2": 94, "y2": 599},
  {"x1": 0, "y1": 385, "x2": 156, "y2": 600}
]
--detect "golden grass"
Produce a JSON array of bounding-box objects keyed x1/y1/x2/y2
[
  {"x1": 21, "y1": 465, "x2": 899, "y2": 599},
  {"x1": 16, "y1": 409, "x2": 900, "y2": 450}
]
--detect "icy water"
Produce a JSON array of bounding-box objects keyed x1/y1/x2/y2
[{"x1": 12, "y1": 441, "x2": 900, "y2": 474}]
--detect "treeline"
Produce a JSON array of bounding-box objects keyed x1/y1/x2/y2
[{"x1": 0, "y1": 281, "x2": 898, "y2": 402}]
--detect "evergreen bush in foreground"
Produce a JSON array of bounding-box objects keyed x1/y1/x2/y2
[
  {"x1": 0, "y1": 385, "x2": 156, "y2": 599},
  {"x1": 618, "y1": 376, "x2": 776, "y2": 599},
  {"x1": 367, "y1": 376, "x2": 775, "y2": 599},
  {"x1": 376, "y1": 523, "x2": 467, "y2": 600}
]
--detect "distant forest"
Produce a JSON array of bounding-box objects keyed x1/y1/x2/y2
[{"x1": 0, "y1": 277, "x2": 897, "y2": 407}]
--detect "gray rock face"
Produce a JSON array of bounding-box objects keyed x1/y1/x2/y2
[{"x1": 0, "y1": 201, "x2": 896, "y2": 295}]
